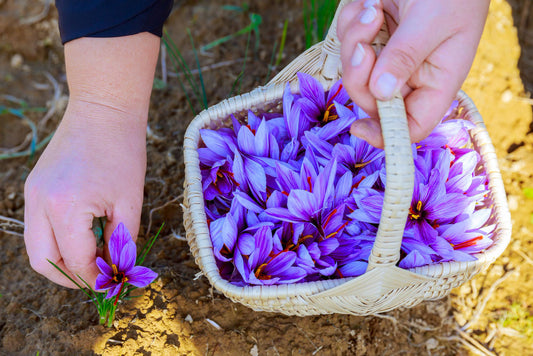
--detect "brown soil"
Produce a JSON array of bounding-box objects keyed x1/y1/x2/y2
[{"x1": 1, "y1": 0, "x2": 532, "y2": 355}]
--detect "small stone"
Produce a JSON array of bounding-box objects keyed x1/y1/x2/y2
[
  {"x1": 454, "y1": 312, "x2": 467, "y2": 327},
  {"x1": 501, "y1": 89, "x2": 513, "y2": 103},
  {"x1": 10, "y1": 54, "x2": 23, "y2": 69},
  {"x1": 184, "y1": 314, "x2": 193, "y2": 323},
  {"x1": 426, "y1": 338, "x2": 438, "y2": 350},
  {"x1": 166, "y1": 151, "x2": 177, "y2": 165},
  {"x1": 250, "y1": 344, "x2": 259, "y2": 356},
  {"x1": 7, "y1": 192, "x2": 16, "y2": 200},
  {"x1": 491, "y1": 264, "x2": 504, "y2": 276}
]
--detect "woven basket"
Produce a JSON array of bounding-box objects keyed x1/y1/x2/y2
[{"x1": 182, "y1": 0, "x2": 512, "y2": 316}]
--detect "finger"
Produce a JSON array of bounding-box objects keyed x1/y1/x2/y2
[
  {"x1": 403, "y1": 35, "x2": 474, "y2": 142},
  {"x1": 49, "y1": 207, "x2": 101, "y2": 288},
  {"x1": 102, "y1": 195, "x2": 143, "y2": 262},
  {"x1": 24, "y1": 193, "x2": 79, "y2": 288},
  {"x1": 350, "y1": 117, "x2": 384, "y2": 148},
  {"x1": 338, "y1": 0, "x2": 384, "y2": 118},
  {"x1": 337, "y1": 0, "x2": 383, "y2": 42},
  {"x1": 369, "y1": 2, "x2": 451, "y2": 101}
]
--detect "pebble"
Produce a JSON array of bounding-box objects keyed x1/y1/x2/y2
[
  {"x1": 501, "y1": 89, "x2": 513, "y2": 103},
  {"x1": 250, "y1": 344, "x2": 259, "y2": 356},
  {"x1": 426, "y1": 338, "x2": 439, "y2": 350},
  {"x1": 10, "y1": 54, "x2": 23, "y2": 69},
  {"x1": 184, "y1": 314, "x2": 193, "y2": 323}
]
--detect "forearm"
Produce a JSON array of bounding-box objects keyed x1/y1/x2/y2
[{"x1": 64, "y1": 32, "x2": 160, "y2": 125}]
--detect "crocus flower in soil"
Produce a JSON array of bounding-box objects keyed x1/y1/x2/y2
[{"x1": 95, "y1": 223, "x2": 158, "y2": 304}]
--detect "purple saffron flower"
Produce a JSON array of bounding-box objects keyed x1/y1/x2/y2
[
  {"x1": 234, "y1": 226, "x2": 306, "y2": 285},
  {"x1": 408, "y1": 159, "x2": 472, "y2": 243},
  {"x1": 296, "y1": 73, "x2": 350, "y2": 125},
  {"x1": 95, "y1": 223, "x2": 158, "y2": 302}
]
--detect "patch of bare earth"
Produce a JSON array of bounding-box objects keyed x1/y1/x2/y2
[{"x1": 0, "y1": 0, "x2": 531, "y2": 355}]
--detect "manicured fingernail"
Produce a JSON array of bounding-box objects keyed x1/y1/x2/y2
[
  {"x1": 376, "y1": 72, "x2": 398, "y2": 99},
  {"x1": 360, "y1": 6, "x2": 377, "y2": 24},
  {"x1": 351, "y1": 43, "x2": 365, "y2": 67},
  {"x1": 364, "y1": 0, "x2": 380, "y2": 8}
]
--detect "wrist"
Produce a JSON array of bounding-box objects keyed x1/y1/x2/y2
[
  {"x1": 65, "y1": 33, "x2": 160, "y2": 121},
  {"x1": 64, "y1": 97, "x2": 149, "y2": 130}
]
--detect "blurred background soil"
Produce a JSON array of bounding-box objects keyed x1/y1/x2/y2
[{"x1": 0, "y1": 0, "x2": 532, "y2": 355}]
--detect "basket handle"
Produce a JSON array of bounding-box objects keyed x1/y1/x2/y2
[{"x1": 322, "y1": 0, "x2": 415, "y2": 270}]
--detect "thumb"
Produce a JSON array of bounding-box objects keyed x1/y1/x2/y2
[{"x1": 369, "y1": 4, "x2": 448, "y2": 100}]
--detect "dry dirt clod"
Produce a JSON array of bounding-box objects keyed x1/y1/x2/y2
[{"x1": 10, "y1": 54, "x2": 23, "y2": 69}]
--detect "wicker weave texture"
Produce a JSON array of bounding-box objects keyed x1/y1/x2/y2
[{"x1": 181, "y1": 0, "x2": 511, "y2": 316}]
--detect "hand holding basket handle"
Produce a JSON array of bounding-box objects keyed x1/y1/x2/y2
[{"x1": 331, "y1": 0, "x2": 490, "y2": 148}]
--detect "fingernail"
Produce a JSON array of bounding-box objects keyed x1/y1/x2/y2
[
  {"x1": 351, "y1": 43, "x2": 365, "y2": 67},
  {"x1": 364, "y1": 0, "x2": 380, "y2": 8},
  {"x1": 376, "y1": 72, "x2": 398, "y2": 99},
  {"x1": 360, "y1": 6, "x2": 377, "y2": 24}
]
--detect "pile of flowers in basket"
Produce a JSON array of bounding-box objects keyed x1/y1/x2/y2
[{"x1": 198, "y1": 73, "x2": 495, "y2": 286}]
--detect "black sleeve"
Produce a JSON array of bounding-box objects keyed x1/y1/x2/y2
[{"x1": 56, "y1": 0, "x2": 174, "y2": 44}]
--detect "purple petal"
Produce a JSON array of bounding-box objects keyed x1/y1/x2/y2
[
  {"x1": 237, "y1": 233, "x2": 255, "y2": 256},
  {"x1": 222, "y1": 213, "x2": 238, "y2": 250},
  {"x1": 264, "y1": 251, "x2": 297, "y2": 275},
  {"x1": 233, "y1": 190, "x2": 264, "y2": 214},
  {"x1": 108, "y1": 222, "x2": 131, "y2": 266},
  {"x1": 287, "y1": 189, "x2": 319, "y2": 221},
  {"x1": 96, "y1": 256, "x2": 113, "y2": 277},
  {"x1": 274, "y1": 267, "x2": 307, "y2": 283},
  {"x1": 105, "y1": 283, "x2": 123, "y2": 299},
  {"x1": 399, "y1": 250, "x2": 432, "y2": 269},
  {"x1": 327, "y1": 79, "x2": 350, "y2": 107},
  {"x1": 319, "y1": 237, "x2": 340, "y2": 255},
  {"x1": 244, "y1": 157, "x2": 267, "y2": 198},
  {"x1": 117, "y1": 240, "x2": 137, "y2": 272},
  {"x1": 95, "y1": 273, "x2": 114, "y2": 291},
  {"x1": 247, "y1": 110, "x2": 261, "y2": 129},
  {"x1": 126, "y1": 265, "x2": 158, "y2": 288},
  {"x1": 304, "y1": 131, "x2": 334, "y2": 158},
  {"x1": 339, "y1": 261, "x2": 368, "y2": 277},
  {"x1": 254, "y1": 119, "x2": 270, "y2": 156},
  {"x1": 233, "y1": 249, "x2": 250, "y2": 283},
  {"x1": 264, "y1": 207, "x2": 303, "y2": 223},
  {"x1": 237, "y1": 125, "x2": 257, "y2": 155},
  {"x1": 200, "y1": 129, "x2": 233, "y2": 156},
  {"x1": 249, "y1": 226, "x2": 273, "y2": 268},
  {"x1": 298, "y1": 72, "x2": 325, "y2": 111}
]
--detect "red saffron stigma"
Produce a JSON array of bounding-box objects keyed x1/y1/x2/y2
[
  {"x1": 350, "y1": 176, "x2": 366, "y2": 193},
  {"x1": 452, "y1": 236, "x2": 483, "y2": 250},
  {"x1": 322, "y1": 209, "x2": 337, "y2": 228},
  {"x1": 114, "y1": 281, "x2": 126, "y2": 306}
]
